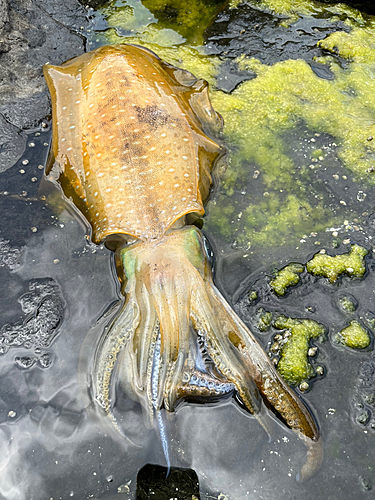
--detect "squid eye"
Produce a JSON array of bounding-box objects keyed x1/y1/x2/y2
[{"x1": 202, "y1": 233, "x2": 214, "y2": 268}]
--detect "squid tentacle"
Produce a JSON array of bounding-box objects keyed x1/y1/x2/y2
[
  {"x1": 93, "y1": 225, "x2": 322, "y2": 480},
  {"x1": 93, "y1": 295, "x2": 138, "y2": 434}
]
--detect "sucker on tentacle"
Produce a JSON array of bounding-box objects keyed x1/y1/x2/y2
[{"x1": 44, "y1": 43, "x2": 323, "y2": 481}]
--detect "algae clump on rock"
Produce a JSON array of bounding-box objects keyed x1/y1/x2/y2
[
  {"x1": 338, "y1": 320, "x2": 371, "y2": 349},
  {"x1": 270, "y1": 263, "x2": 304, "y2": 296},
  {"x1": 273, "y1": 315, "x2": 325, "y2": 386},
  {"x1": 306, "y1": 244, "x2": 368, "y2": 283}
]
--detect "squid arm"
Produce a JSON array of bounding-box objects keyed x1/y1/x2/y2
[{"x1": 91, "y1": 225, "x2": 323, "y2": 481}]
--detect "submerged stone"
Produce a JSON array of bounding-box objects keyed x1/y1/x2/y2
[
  {"x1": 270, "y1": 262, "x2": 304, "y2": 296},
  {"x1": 338, "y1": 320, "x2": 371, "y2": 349},
  {"x1": 338, "y1": 295, "x2": 357, "y2": 313},
  {"x1": 306, "y1": 244, "x2": 368, "y2": 283}
]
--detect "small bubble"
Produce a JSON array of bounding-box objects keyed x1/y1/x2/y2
[
  {"x1": 38, "y1": 165, "x2": 44, "y2": 170},
  {"x1": 22, "y1": 159, "x2": 29, "y2": 165},
  {"x1": 53, "y1": 259, "x2": 60, "y2": 264},
  {"x1": 28, "y1": 142, "x2": 35, "y2": 148},
  {"x1": 43, "y1": 143, "x2": 49, "y2": 146},
  {"x1": 8, "y1": 411, "x2": 16, "y2": 418},
  {"x1": 31, "y1": 177, "x2": 38, "y2": 182},
  {"x1": 19, "y1": 169, "x2": 25, "y2": 174},
  {"x1": 31, "y1": 227, "x2": 38, "y2": 233}
]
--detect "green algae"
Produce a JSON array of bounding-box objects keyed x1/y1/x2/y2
[
  {"x1": 256, "y1": 308, "x2": 273, "y2": 332},
  {"x1": 273, "y1": 315, "x2": 325, "y2": 385},
  {"x1": 207, "y1": 42, "x2": 375, "y2": 246},
  {"x1": 142, "y1": 0, "x2": 226, "y2": 43},
  {"x1": 306, "y1": 244, "x2": 368, "y2": 283},
  {"x1": 338, "y1": 320, "x2": 371, "y2": 349},
  {"x1": 87, "y1": 0, "x2": 375, "y2": 250},
  {"x1": 270, "y1": 262, "x2": 304, "y2": 296}
]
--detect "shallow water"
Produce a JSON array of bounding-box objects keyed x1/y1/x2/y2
[{"x1": 1, "y1": 0, "x2": 375, "y2": 498}]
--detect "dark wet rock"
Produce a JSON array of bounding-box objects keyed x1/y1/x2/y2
[
  {"x1": 215, "y1": 58, "x2": 256, "y2": 93},
  {"x1": 204, "y1": 2, "x2": 349, "y2": 67},
  {"x1": 308, "y1": 60, "x2": 334, "y2": 80},
  {"x1": 0, "y1": 108, "x2": 26, "y2": 172},
  {"x1": 0, "y1": 0, "x2": 10, "y2": 34},
  {"x1": 0, "y1": 0, "x2": 88, "y2": 172},
  {"x1": 136, "y1": 464, "x2": 200, "y2": 500},
  {"x1": 0, "y1": 127, "x2": 57, "y2": 247},
  {"x1": 81, "y1": 0, "x2": 108, "y2": 9}
]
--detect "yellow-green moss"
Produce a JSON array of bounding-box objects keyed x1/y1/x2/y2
[
  {"x1": 270, "y1": 263, "x2": 304, "y2": 296},
  {"x1": 257, "y1": 309, "x2": 273, "y2": 332},
  {"x1": 237, "y1": 0, "x2": 367, "y2": 21},
  {"x1": 142, "y1": 0, "x2": 225, "y2": 43},
  {"x1": 338, "y1": 320, "x2": 371, "y2": 349},
  {"x1": 273, "y1": 315, "x2": 325, "y2": 385},
  {"x1": 306, "y1": 244, "x2": 368, "y2": 283}
]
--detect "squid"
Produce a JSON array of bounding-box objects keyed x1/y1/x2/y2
[{"x1": 43, "y1": 44, "x2": 323, "y2": 480}]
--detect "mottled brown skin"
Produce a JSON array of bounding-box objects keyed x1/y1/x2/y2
[
  {"x1": 44, "y1": 44, "x2": 322, "y2": 481},
  {"x1": 44, "y1": 44, "x2": 222, "y2": 243}
]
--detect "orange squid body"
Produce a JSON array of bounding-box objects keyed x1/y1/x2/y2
[
  {"x1": 44, "y1": 44, "x2": 222, "y2": 243},
  {"x1": 44, "y1": 44, "x2": 322, "y2": 481}
]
